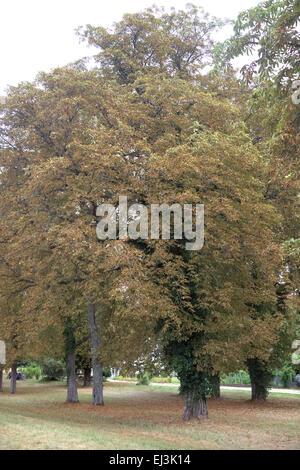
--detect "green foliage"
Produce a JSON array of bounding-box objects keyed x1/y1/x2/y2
[
  {"x1": 221, "y1": 370, "x2": 251, "y2": 385},
  {"x1": 41, "y1": 359, "x2": 65, "y2": 381},
  {"x1": 136, "y1": 372, "x2": 152, "y2": 386},
  {"x1": 19, "y1": 363, "x2": 42, "y2": 380},
  {"x1": 164, "y1": 341, "x2": 213, "y2": 398},
  {"x1": 215, "y1": 0, "x2": 300, "y2": 87},
  {"x1": 111, "y1": 376, "x2": 136, "y2": 382},
  {"x1": 273, "y1": 362, "x2": 297, "y2": 388},
  {"x1": 247, "y1": 358, "x2": 274, "y2": 398},
  {"x1": 151, "y1": 376, "x2": 173, "y2": 383},
  {"x1": 102, "y1": 367, "x2": 111, "y2": 378}
]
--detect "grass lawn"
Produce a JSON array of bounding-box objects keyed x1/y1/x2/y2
[{"x1": 0, "y1": 379, "x2": 299, "y2": 450}]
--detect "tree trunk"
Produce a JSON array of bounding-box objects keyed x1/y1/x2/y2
[
  {"x1": 88, "y1": 302, "x2": 104, "y2": 406},
  {"x1": 10, "y1": 363, "x2": 17, "y2": 394},
  {"x1": 83, "y1": 367, "x2": 91, "y2": 387},
  {"x1": 247, "y1": 358, "x2": 272, "y2": 401},
  {"x1": 251, "y1": 381, "x2": 268, "y2": 400},
  {"x1": 66, "y1": 352, "x2": 79, "y2": 403},
  {"x1": 0, "y1": 367, "x2": 3, "y2": 392},
  {"x1": 183, "y1": 390, "x2": 208, "y2": 421},
  {"x1": 210, "y1": 374, "x2": 221, "y2": 398},
  {"x1": 64, "y1": 317, "x2": 79, "y2": 403}
]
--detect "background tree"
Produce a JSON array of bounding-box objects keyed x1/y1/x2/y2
[
  {"x1": 214, "y1": 0, "x2": 300, "y2": 398},
  {"x1": 0, "y1": 65, "x2": 163, "y2": 405}
]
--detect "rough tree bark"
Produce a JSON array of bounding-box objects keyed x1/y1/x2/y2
[
  {"x1": 10, "y1": 363, "x2": 17, "y2": 394},
  {"x1": 83, "y1": 367, "x2": 91, "y2": 387},
  {"x1": 247, "y1": 358, "x2": 272, "y2": 400},
  {"x1": 64, "y1": 317, "x2": 79, "y2": 403},
  {"x1": 0, "y1": 367, "x2": 3, "y2": 392},
  {"x1": 183, "y1": 389, "x2": 208, "y2": 421},
  {"x1": 251, "y1": 381, "x2": 268, "y2": 400},
  {"x1": 66, "y1": 352, "x2": 79, "y2": 403},
  {"x1": 168, "y1": 342, "x2": 210, "y2": 421},
  {"x1": 88, "y1": 302, "x2": 104, "y2": 405}
]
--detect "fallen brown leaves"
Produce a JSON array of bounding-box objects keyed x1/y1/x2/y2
[{"x1": 0, "y1": 382, "x2": 299, "y2": 450}]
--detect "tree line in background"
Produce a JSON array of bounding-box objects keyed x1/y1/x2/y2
[{"x1": 0, "y1": 0, "x2": 299, "y2": 420}]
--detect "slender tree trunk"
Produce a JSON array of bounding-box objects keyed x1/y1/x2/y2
[
  {"x1": 10, "y1": 363, "x2": 17, "y2": 394},
  {"x1": 183, "y1": 389, "x2": 208, "y2": 421},
  {"x1": 64, "y1": 317, "x2": 79, "y2": 403},
  {"x1": 83, "y1": 367, "x2": 91, "y2": 387},
  {"x1": 66, "y1": 352, "x2": 79, "y2": 403},
  {"x1": 88, "y1": 302, "x2": 104, "y2": 406},
  {"x1": 0, "y1": 367, "x2": 3, "y2": 392},
  {"x1": 247, "y1": 358, "x2": 272, "y2": 401}
]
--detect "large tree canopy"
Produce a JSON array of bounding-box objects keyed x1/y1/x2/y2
[{"x1": 0, "y1": 4, "x2": 297, "y2": 418}]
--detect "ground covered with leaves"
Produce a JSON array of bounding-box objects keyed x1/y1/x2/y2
[{"x1": 0, "y1": 381, "x2": 299, "y2": 450}]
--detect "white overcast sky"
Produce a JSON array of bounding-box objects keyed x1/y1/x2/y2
[{"x1": 0, "y1": 0, "x2": 260, "y2": 94}]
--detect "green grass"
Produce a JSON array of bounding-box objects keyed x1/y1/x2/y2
[{"x1": 0, "y1": 379, "x2": 299, "y2": 450}]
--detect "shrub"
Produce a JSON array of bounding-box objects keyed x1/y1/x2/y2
[
  {"x1": 136, "y1": 372, "x2": 151, "y2": 386},
  {"x1": 41, "y1": 359, "x2": 65, "y2": 381},
  {"x1": 239, "y1": 370, "x2": 251, "y2": 385},
  {"x1": 102, "y1": 367, "x2": 111, "y2": 378},
  {"x1": 19, "y1": 364, "x2": 42, "y2": 380},
  {"x1": 220, "y1": 371, "x2": 251, "y2": 385},
  {"x1": 273, "y1": 363, "x2": 296, "y2": 388}
]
